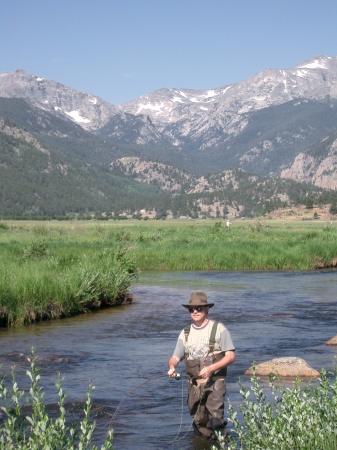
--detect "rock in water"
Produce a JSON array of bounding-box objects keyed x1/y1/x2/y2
[
  {"x1": 245, "y1": 357, "x2": 320, "y2": 377},
  {"x1": 326, "y1": 335, "x2": 337, "y2": 345}
]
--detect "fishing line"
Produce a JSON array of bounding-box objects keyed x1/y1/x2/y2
[
  {"x1": 108, "y1": 372, "x2": 182, "y2": 429},
  {"x1": 169, "y1": 376, "x2": 211, "y2": 443},
  {"x1": 168, "y1": 373, "x2": 194, "y2": 443},
  {"x1": 108, "y1": 373, "x2": 214, "y2": 443},
  {"x1": 107, "y1": 372, "x2": 197, "y2": 443}
]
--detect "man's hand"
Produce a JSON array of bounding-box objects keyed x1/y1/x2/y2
[
  {"x1": 167, "y1": 356, "x2": 180, "y2": 378},
  {"x1": 167, "y1": 368, "x2": 176, "y2": 378},
  {"x1": 198, "y1": 365, "x2": 214, "y2": 379}
]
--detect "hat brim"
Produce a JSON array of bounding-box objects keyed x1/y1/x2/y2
[{"x1": 182, "y1": 303, "x2": 214, "y2": 308}]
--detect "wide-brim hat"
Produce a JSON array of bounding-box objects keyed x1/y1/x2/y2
[{"x1": 182, "y1": 291, "x2": 214, "y2": 308}]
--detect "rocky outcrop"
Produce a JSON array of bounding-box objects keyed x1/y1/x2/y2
[
  {"x1": 281, "y1": 135, "x2": 337, "y2": 190},
  {"x1": 112, "y1": 157, "x2": 257, "y2": 196},
  {"x1": 326, "y1": 335, "x2": 337, "y2": 345},
  {"x1": 245, "y1": 357, "x2": 320, "y2": 377},
  {"x1": 0, "y1": 117, "x2": 50, "y2": 155},
  {"x1": 111, "y1": 157, "x2": 193, "y2": 193},
  {"x1": 0, "y1": 70, "x2": 119, "y2": 131}
]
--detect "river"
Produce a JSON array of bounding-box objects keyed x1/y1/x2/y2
[{"x1": 0, "y1": 270, "x2": 337, "y2": 449}]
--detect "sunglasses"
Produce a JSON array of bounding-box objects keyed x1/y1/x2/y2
[{"x1": 188, "y1": 306, "x2": 204, "y2": 313}]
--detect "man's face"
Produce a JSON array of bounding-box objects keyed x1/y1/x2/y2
[{"x1": 188, "y1": 305, "x2": 209, "y2": 324}]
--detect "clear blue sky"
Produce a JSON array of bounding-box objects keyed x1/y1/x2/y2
[{"x1": 1, "y1": 0, "x2": 337, "y2": 105}]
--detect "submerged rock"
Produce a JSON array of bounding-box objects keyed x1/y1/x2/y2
[
  {"x1": 264, "y1": 314, "x2": 293, "y2": 319},
  {"x1": 326, "y1": 335, "x2": 337, "y2": 345},
  {"x1": 245, "y1": 357, "x2": 320, "y2": 377}
]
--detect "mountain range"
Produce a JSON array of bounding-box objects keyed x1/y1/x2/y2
[{"x1": 0, "y1": 55, "x2": 336, "y2": 219}]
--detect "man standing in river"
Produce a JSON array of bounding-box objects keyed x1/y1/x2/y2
[{"x1": 167, "y1": 292, "x2": 235, "y2": 440}]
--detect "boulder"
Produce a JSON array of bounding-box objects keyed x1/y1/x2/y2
[
  {"x1": 326, "y1": 335, "x2": 337, "y2": 345},
  {"x1": 245, "y1": 357, "x2": 320, "y2": 377}
]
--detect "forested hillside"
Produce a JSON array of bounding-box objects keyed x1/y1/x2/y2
[
  {"x1": 0, "y1": 115, "x2": 163, "y2": 217},
  {"x1": 0, "y1": 98, "x2": 334, "y2": 219}
]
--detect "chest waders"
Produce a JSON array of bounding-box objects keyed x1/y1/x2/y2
[
  {"x1": 183, "y1": 321, "x2": 227, "y2": 380},
  {"x1": 183, "y1": 321, "x2": 228, "y2": 440}
]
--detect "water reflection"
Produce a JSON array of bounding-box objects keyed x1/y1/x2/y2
[{"x1": 0, "y1": 271, "x2": 337, "y2": 449}]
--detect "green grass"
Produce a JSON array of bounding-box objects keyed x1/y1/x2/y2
[
  {"x1": 111, "y1": 218, "x2": 337, "y2": 271},
  {"x1": 1, "y1": 218, "x2": 337, "y2": 326},
  {"x1": 0, "y1": 221, "x2": 138, "y2": 326}
]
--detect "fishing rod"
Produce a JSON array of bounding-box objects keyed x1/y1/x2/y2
[{"x1": 108, "y1": 372, "x2": 182, "y2": 428}]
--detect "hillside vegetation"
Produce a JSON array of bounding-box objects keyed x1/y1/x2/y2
[{"x1": 0, "y1": 96, "x2": 337, "y2": 220}]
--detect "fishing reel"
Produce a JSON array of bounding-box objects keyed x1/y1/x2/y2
[{"x1": 175, "y1": 373, "x2": 182, "y2": 380}]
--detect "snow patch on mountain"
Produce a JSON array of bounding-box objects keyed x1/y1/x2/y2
[
  {"x1": 297, "y1": 57, "x2": 331, "y2": 70},
  {"x1": 65, "y1": 110, "x2": 91, "y2": 123},
  {"x1": 0, "y1": 69, "x2": 119, "y2": 131}
]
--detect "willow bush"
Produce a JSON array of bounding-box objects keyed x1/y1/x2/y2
[
  {"x1": 212, "y1": 368, "x2": 337, "y2": 450},
  {"x1": 0, "y1": 355, "x2": 114, "y2": 449}
]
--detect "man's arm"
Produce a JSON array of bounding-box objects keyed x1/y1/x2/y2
[
  {"x1": 198, "y1": 350, "x2": 235, "y2": 379},
  {"x1": 167, "y1": 355, "x2": 180, "y2": 378},
  {"x1": 168, "y1": 334, "x2": 185, "y2": 377}
]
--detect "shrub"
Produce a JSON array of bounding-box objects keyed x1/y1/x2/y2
[
  {"x1": 213, "y1": 368, "x2": 337, "y2": 450},
  {"x1": 22, "y1": 240, "x2": 49, "y2": 259},
  {"x1": 0, "y1": 353, "x2": 114, "y2": 449},
  {"x1": 305, "y1": 198, "x2": 314, "y2": 209},
  {"x1": 32, "y1": 224, "x2": 49, "y2": 236},
  {"x1": 248, "y1": 221, "x2": 265, "y2": 233},
  {"x1": 329, "y1": 203, "x2": 337, "y2": 215}
]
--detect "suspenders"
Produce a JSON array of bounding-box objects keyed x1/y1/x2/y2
[{"x1": 184, "y1": 321, "x2": 219, "y2": 352}]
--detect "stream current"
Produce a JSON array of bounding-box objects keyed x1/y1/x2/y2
[{"x1": 1, "y1": 270, "x2": 337, "y2": 449}]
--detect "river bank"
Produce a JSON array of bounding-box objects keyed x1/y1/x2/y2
[
  {"x1": 0, "y1": 222, "x2": 138, "y2": 326},
  {"x1": 1, "y1": 219, "x2": 337, "y2": 326}
]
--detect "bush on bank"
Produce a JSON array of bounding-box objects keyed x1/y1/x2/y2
[
  {"x1": 0, "y1": 355, "x2": 114, "y2": 449},
  {"x1": 212, "y1": 368, "x2": 337, "y2": 450}
]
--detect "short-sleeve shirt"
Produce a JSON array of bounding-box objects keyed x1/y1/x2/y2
[{"x1": 173, "y1": 319, "x2": 235, "y2": 360}]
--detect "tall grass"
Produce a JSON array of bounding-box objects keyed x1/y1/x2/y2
[
  {"x1": 0, "y1": 223, "x2": 138, "y2": 326},
  {"x1": 129, "y1": 220, "x2": 337, "y2": 271},
  {"x1": 1, "y1": 219, "x2": 337, "y2": 326}
]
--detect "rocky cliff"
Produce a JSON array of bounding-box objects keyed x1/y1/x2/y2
[{"x1": 281, "y1": 131, "x2": 337, "y2": 189}]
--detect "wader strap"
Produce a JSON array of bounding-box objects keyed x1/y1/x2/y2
[
  {"x1": 184, "y1": 321, "x2": 218, "y2": 350},
  {"x1": 184, "y1": 325, "x2": 191, "y2": 342},
  {"x1": 209, "y1": 321, "x2": 218, "y2": 352}
]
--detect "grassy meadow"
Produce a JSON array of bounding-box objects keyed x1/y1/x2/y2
[
  {"x1": 2, "y1": 219, "x2": 337, "y2": 449},
  {"x1": 1, "y1": 217, "x2": 337, "y2": 326}
]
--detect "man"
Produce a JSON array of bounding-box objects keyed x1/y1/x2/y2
[{"x1": 168, "y1": 292, "x2": 235, "y2": 440}]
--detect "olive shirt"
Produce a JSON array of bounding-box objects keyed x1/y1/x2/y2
[{"x1": 173, "y1": 319, "x2": 235, "y2": 361}]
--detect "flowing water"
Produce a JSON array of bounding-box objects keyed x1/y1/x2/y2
[{"x1": 1, "y1": 270, "x2": 337, "y2": 449}]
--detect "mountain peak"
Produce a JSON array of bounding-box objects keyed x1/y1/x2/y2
[
  {"x1": 1, "y1": 55, "x2": 337, "y2": 178},
  {"x1": 0, "y1": 69, "x2": 119, "y2": 131},
  {"x1": 294, "y1": 55, "x2": 337, "y2": 70}
]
